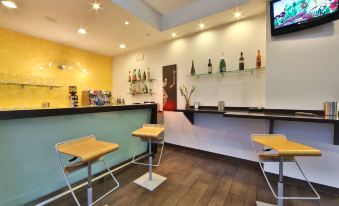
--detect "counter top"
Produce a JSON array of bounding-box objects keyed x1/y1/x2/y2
[
  {"x1": 223, "y1": 111, "x2": 339, "y2": 123},
  {"x1": 0, "y1": 104, "x2": 158, "y2": 120},
  {"x1": 177, "y1": 107, "x2": 339, "y2": 123},
  {"x1": 177, "y1": 106, "x2": 339, "y2": 145}
]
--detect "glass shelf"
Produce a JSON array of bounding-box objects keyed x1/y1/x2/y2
[
  {"x1": 129, "y1": 92, "x2": 155, "y2": 96},
  {"x1": 188, "y1": 67, "x2": 265, "y2": 78},
  {"x1": 128, "y1": 79, "x2": 155, "y2": 83},
  {"x1": 0, "y1": 82, "x2": 64, "y2": 89}
]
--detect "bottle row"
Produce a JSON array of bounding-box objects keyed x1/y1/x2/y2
[
  {"x1": 191, "y1": 50, "x2": 262, "y2": 75},
  {"x1": 128, "y1": 68, "x2": 151, "y2": 82},
  {"x1": 129, "y1": 83, "x2": 153, "y2": 95}
]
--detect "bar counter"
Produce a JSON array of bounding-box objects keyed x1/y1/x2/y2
[{"x1": 0, "y1": 104, "x2": 157, "y2": 205}]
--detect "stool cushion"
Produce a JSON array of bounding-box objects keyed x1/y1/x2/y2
[
  {"x1": 252, "y1": 135, "x2": 321, "y2": 156},
  {"x1": 57, "y1": 136, "x2": 119, "y2": 162},
  {"x1": 132, "y1": 126, "x2": 165, "y2": 139}
]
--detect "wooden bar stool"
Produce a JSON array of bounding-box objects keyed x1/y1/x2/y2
[
  {"x1": 251, "y1": 134, "x2": 321, "y2": 206},
  {"x1": 131, "y1": 124, "x2": 166, "y2": 191},
  {"x1": 55, "y1": 135, "x2": 120, "y2": 206}
]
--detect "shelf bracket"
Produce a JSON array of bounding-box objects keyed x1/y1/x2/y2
[
  {"x1": 183, "y1": 111, "x2": 194, "y2": 124},
  {"x1": 269, "y1": 119, "x2": 275, "y2": 134},
  {"x1": 334, "y1": 122, "x2": 339, "y2": 145}
]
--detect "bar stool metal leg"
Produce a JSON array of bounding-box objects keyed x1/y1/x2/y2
[
  {"x1": 278, "y1": 157, "x2": 283, "y2": 206},
  {"x1": 148, "y1": 138, "x2": 152, "y2": 181},
  {"x1": 87, "y1": 163, "x2": 92, "y2": 206},
  {"x1": 56, "y1": 149, "x2": 81, "y2": 206},
  {"x1": 132, "y1": 139, "x2": 165, "y2": 167}
]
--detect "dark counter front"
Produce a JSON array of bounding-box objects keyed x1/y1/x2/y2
[
  {"x1": 177, "y1": 106, "x2": 339, "y2": 145},
  {"x1": 0, "y1": 103, "x2": 158, "y2": 123}
]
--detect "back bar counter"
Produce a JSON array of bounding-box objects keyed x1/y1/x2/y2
[
  {"x1": 0, "y1": 104, "x2": 157, "y2": 206},
  {"x1": 177, "y1": 106, "x2": 339, "y2": 145}
]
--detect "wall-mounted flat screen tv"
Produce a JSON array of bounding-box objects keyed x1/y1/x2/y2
[{"x1": 270, "y1": 0, "x2": 339, "y2": 36}]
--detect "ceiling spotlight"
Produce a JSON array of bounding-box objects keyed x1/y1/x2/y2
[
  {"x1": 1, "y1": 1, "x2": 17, "y2": 9},
  {"x1": 234, "y1": 11, "x2": 242, "y2": 18},
  {"x1": 78, "y1": 27, "x2": 87, "y2": 35},
  {"x1": 199, "y1": 23, "x2": 205, "y2": 29},
  {"x1": 119, "y1": 43, "x2": 126, "y2": 49},
  {"x1": 171, "y1": 32, "x2": 177, "y2": 37},
  {"x1": 91, "y1": 2, "x2": 101, "y2": 11},
  {"x1": 124, "y1": 21, "x2": 129, "y2": 25}
]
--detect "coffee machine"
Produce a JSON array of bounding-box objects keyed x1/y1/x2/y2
[{"x1": 69, "y1": 86, "x2": 79, "y2": 107}]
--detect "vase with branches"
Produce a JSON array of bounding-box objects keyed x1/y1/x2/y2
[{"x1": 180, "y1": 85, "x2": 195, "y2": 109}]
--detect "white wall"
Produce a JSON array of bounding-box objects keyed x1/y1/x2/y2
[
  {"x1": 112, "y1": 14, "x2": 266, "y2": 108},
  {"x1": 264, "y1": 6, "x2": 339, "y2": 188},
  {"x1": 266, "y1": 8, "x2": 339, "y2": 110},
  {"x1": 112, "y1": 12, "x2": 339, "y2": 188}
]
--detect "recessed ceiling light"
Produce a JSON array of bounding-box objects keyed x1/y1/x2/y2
[
  {"x1": 91, "y1": 2, "x2": 101, "y2": 11},
  {"x1": 78, "y1": 28, "x2": 87, "y2": 35},
  {"x1": 234, "y1": 11, "x2": 242, "y2": 18},
  {"x1": 1, "y1": 1, "x2": 17, "y2": 9},
  {"x1": 171, "y1": 32, "x2": 177, "y2": 37},
  {"x1": 124, "y1": 21, "x2": 129, "y2": 25},
  {"x1": 119, "y1": 43, "x2": 126, "y2": 49},
  {"x1": 199, "y1": 23, "x2": 205, "y2": 29}
]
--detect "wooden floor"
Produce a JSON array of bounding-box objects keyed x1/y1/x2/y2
[{"x1": 47, "y1": 145, "x2": 339, "y2": 206}]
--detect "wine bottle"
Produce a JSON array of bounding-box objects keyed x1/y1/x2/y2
[
  {"x1": 138, "y1": 69, "x2": 141, "y2": 81},
  {"x1": 239, "y1": 52, "x2": 244, "y2": 70},
  {"x1": 128, "y1": 70, "x2": 131, "y2": 82},
  {"x1": 133, "y1": 69, "x2": 136, "y2": 81},
  {"x1": 208, "y1": 59, "x2": 212, "y2": 74},
  {"x1": 143, "y1": 71, "x2": 147, "y2": 80},
  {"x1": 256, "y1": 50, "x2": 262, "y2": 69},
  {"x1": 219, "y1": 53, "x2": 226, "y2": 73},
  {"x1": 147, "y1": 67, "x2": 151, "y2": 80},
  {"x1": 191, "y1": 60, "x2": 195, "y2": 75}
]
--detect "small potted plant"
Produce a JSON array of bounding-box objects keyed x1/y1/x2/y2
[{"x1": 180, "y1": 85, "x2": 195, "y2": 109}]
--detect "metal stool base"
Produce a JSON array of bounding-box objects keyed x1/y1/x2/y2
[
  {"x1": 256, "y1": 201, "x2": 277, "y2": 206},
  {"x1": 133, "y1": 172, "x2": 167, "y2": 191}
]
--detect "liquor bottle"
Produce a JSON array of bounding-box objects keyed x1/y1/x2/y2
[
  {"x1": 147, "y1": 67, "x2": 151, "y2": 80},
  {"x1": 219, "y1": 53, "x2": 226, "y2": 73},
  {"x1": 191, "y1": 60, "x2": 195, "y2": 75},
  {"x1": 144, "y1": 85, "x2": 148, "y2": 93},
  {"x1": 208, "y1": 59, "x2": 212, "y2": 74},
  {"x1": 256, "y1": 50, "x2": 262, "y2": 69},
  {"x1": 143, "y1": 71, "x2": 147, "y2": 80},
  {"x1": 239, "y1": 52, "x2": 244, "y2": 70},
  {"x1": 128, "y1": 70, "x2": 131, "y2": 82},
  {"x1": 138, "y1": 69, "x2": 141, "y2": 81},
  {"x1": 133, "y1": 69, "x2": 137, "y2": 81}
]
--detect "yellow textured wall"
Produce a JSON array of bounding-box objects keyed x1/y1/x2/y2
[{"x1": 0, "y1": 27, "x2": 112, "y2": 109}]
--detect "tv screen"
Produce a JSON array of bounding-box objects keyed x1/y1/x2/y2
[{"x1": 270, "y1": 0, "x2": 339, "y2": 35}]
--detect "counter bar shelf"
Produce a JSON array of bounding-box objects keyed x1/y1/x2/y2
[{"x1": 177, "y1": 106, "x2": 339, "y2": 145}]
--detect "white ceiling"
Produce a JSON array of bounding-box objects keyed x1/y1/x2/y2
[
  {"x1": 0, "y1": 0, "x2": 266, "y2": 57},
  {"x1": 144, "y1": 0, "x2": 199, "y2": 15}
]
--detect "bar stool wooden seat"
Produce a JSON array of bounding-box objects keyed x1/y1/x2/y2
[
  {"x1": 55, "y1": 135, "x2": 120, "y2": 206},
  {"x1": 251, "y1": 134, "x2": 321, "y2": 206},
  {"x1": 131, "y1": 124, "x2": 166, "y2": 191}
]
